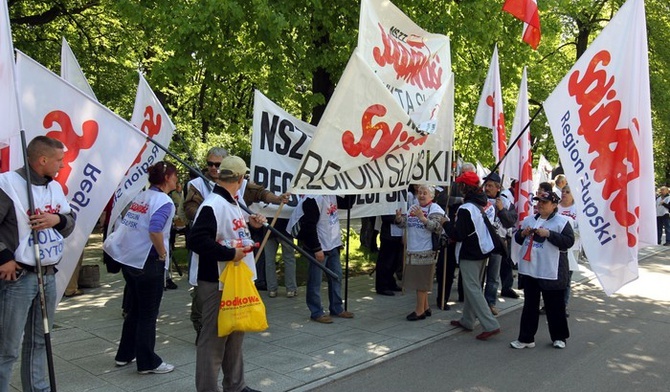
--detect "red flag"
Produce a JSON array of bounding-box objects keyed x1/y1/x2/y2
[{"x1": 503, "y1": 0, "x2": 542, "y2": 50}]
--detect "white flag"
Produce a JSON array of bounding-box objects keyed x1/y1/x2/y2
[
  {"x1": 251, "y1": 89, "x2": 408, "y2": 219},
  {"x1": 15, "y1": 51, "x2": 146, "y2": 300},
  {"x1": 358, "y1": 0, "x2": 453, "y2": 185},
  {"x1": 474, "y1": 44, "x2": 507, "y2": 162},
  {"x1": 107, "y1": 72, "x2": 176, "y2": 234},
  {"x1": 504, "y1": 68, "x2": 534, "y2": 263},
  {"x1": 61, "y1": 37, "x2": 97, "y2": 100},
  {"x1": 532, "y1": 154, "x2": 553, "y2": 190},
  {"x1": 544, "y1": 0, "x2": 653, "y2": 295},
  {"x1": 0, "y1": 0, "x2": 20, "y2": 170},
  {"x1": 291, "y1": 51, "x2": 428, "y2": 195},
  {"x1": 475, "y1": 161, "x2": 490, "y2": 182}
]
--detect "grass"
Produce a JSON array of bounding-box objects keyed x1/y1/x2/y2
[{"x1": 171, "y1": 228, "x2": 378, "y2": 287}]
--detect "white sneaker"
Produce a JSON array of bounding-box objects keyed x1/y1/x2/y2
[
  {"x1": 510, "y1": 340, "x2": 536, "y2": 349},
  {"x1": 553, "y1": 340, "x2": 566, "y2": 349},
  {"x1": 115, "y1": 358, "x2": 135, "y2": 367},
  {"x1": 286, "y1": 290, "x2": 297, "y2": 298},
  {"x1": 138, "y1": 362, "x2": 175, "y2": 374},
  {"x1": 268, "y1": 290, "x2": 278, "y2": 298}
]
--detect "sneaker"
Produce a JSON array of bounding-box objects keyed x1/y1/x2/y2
[
  {"x1": 286, "y1": 290, "x2": 297, "y2": 298},
  {"x1": 489, "y1": 305, "x2": 499, "y2": 316},
  {"x1": 115, "y1": 358, "x2": 136, "y2": 367},
  {"x1": 138, "y1": 362, "x2": 175, "y2": 374},
  {"x1": 268, "y1": 290, "x2": 278, "y2": 298},
  {"x1": 553, "y1": 340, "x2": 566, "y2": 349},
  {"x1": 510, "y1": 340, "x2": 535, "y2": 349}
]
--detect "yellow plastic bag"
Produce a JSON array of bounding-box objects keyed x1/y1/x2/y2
[{"x1": 218, "y1": 262, "x2": 269, "y2": 336}]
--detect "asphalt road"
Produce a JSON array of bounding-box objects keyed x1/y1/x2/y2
[{"x1": 315, "y1": 251, "x2": 670, "y2": 392}]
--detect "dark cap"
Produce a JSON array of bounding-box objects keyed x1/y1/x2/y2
[
  {"x1": 483, "y1": 172, "x2": 501, "y2": 184},
  {"x1": 533, "y1": 191, "x2": 560, "y2": 204}
]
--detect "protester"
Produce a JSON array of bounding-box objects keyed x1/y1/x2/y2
[
  {"x1": 187, "y1": 155, "x2": 265, "y2": 392},
  {"x1": 552, "y1": 174, "x2": 567, "y2": 195},
  {"x1": 558, "y1": 185, "x2": 580, "y2": 312},
  {"x1": 103, "y1": 161, "x2": 178, "y2": 374},
  {"x1": 499, "y1": 179, "x2": 519, "y2": 299},
  {"x1": 183, "y1": 146, "x2": 288, "y2": 343},
  {"x1": 655, "y1": 186, "x2": 670, "y2": 245},
  {"x1": 482, "y1": 172, "x2": 517, "y2": 315},
  {"x1": 0, "y1": 136, "x2": 76, "y2": 391},
  {"x1": 510, "y1": 190, "x2": 574, "y2": 350},
  {"x1": 443, "y1": 171, "x2": 501, "y2": 340},
  {"x1": 395, "y1": 184, "x2": 444, "y2": 320},
  {"x1": 374, "y1": 214, "x2": 403, "y2": 296},
  {"x1": 264, "y1": 218, "x2": 298, "y2": 298},
  {"x1": 288, "y1": 194, "x2": 354, "y2": 324}
]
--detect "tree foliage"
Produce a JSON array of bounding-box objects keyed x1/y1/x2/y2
[{"x1": 8, "y1": 0, "x2": 670, "y2": 183}]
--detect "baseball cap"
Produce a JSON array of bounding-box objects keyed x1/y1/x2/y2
[
  {"x1": 455, "y1": 171, "x2": 480, "y2": 187},
  {"x1": 483, "y1": 172, "x2": 501, "y2": 184},
  {"x1": 533, "y1": 191, "x2": 560, "y2": 203},
  {"x1": 218, "y1": 156, "x2": 249, "y2": 179}
]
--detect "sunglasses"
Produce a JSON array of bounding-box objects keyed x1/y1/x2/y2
[{"x1": 206, "y1": 161, "x2": 221, "y2": 168}]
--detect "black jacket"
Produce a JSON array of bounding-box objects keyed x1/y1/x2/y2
[{"x1": 443, "y1": 191, "x2": 491, "y2": 260}]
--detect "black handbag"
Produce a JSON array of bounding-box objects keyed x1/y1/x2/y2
[{"x1": 432, "y1": 229, "x2": 448, "y2": 251}]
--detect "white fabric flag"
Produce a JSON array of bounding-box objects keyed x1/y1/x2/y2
[
  {"x1": 532, "y1": 154, "x2": 552, "y2": 191},
  {"x1": 474, "y1": 44, "x2": 507, "y2": 162},
  {"x1": 251, "y1": 89, "x2": 408, "y2": 219},
  {"x1": 291, "y1": 51, "x2": 428, "y2": 195},
  {"x1": 475, "y1": 161, "x2": 489, "y2": 183},
  {"x1": 107, "y1": 72, "x2": 176, "y2": 234},
  {"x1": 544, "y1": 0, "x2": 653, "y2": 295},
  {"x1": 15, "y1": 51, "x2": 146, "y2": 300},
  {"x1": 0, "y1": 0, "x2": 20, "y2": 170},
  {"x1": 61, "y1": 37, "x2": 97, "y2": 100},
  {"x1": 358, "y1": 0, "x2": 453, "y2": 186},
  {"x1": 504, "y1": 68, "x2": 534, "y2": 263}
]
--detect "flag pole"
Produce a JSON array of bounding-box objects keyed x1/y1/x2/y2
[
  {"x1": 488, "y1": 104, "x2": 544, "y2": 178},
  {"x1": 20, "y1": 131, "x2": 58, "y2": 392},
  {"x1": 138, "y1": 129, "x2": 340, "y2": 281}
]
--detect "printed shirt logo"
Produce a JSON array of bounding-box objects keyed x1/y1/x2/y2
[
  {"x1": 567, "y1": 49, "x2": 641, "y2": 246},
  {"x1": 372, "y1": 24, "x2": 442, "y2": 90},
  {"x1": 43, "y1": 110, "x2": 98, "y2": 194}
]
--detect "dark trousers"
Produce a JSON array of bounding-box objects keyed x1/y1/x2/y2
[
  {"x1": 436, "y1": 242, "x2": 459, "y2": 305},
  {"x1": 518, "y1": 275, "x2": 569, "y2": 343},
  {"x1": 375, "y1": 237, "x2": 402, "y2": 292},
  {"x1": 500, "y1": 237, "x2": 515, "y2": 291},
  {"x1": 116, "y1": 258, "x2": 166, "y2": 371}
]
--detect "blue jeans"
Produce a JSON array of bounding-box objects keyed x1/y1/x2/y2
[
  {"x1": 264, "y1": 236, "x2": 297, "y2": 292},
  {"x1": 484, "y1": 253, "x2": 502, "y2": 306},
  {"x1": 306, "y1": 248, "x2": 344, "y2": 319},
  {"x1": 657, "y1": 215, "x2": 670, "y2": 244},
  {"x1": 0, "y1": 270, "x2": 57, "y2": 392},
  {"x1": 115, "y1": 258, "x2": 166, "y2": 371}
]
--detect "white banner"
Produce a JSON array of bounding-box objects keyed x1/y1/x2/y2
[
  {"x1": 252, "y1": 90, "x2": 408, "y2": 219},
  {"x1": 474, "y1": 44, "x2": 507, "y2": 162},
  {"x1": 15, "y1": 52, "x2": 146, "y2": 300},
  {"x1": 358, "y1": 0, "x2": 453, "y2": 185},
  {"x1": 0, "y1": 0, "x2": 20, "y2": 168},
  {"x1": 532, "y1": 154, "x2": 553, "y2": 191},
  {"x1": 107, "y1": 72, "x2": 176, "y2": 234},
  {"x1": 505, "y1": 68, "x2": 534, "y2": 263},
  {"x1": 544, "y1": 0, "x2": 654, "y2": 295},
  {"x1": 61, "y1": 37, "x2": 97, "y2": 100}
]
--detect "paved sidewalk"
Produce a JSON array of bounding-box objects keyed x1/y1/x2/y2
[{"x1": 10, "y1": 234, "x2": 663, "y2": 392}]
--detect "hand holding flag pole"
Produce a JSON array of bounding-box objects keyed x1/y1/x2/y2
[{"x1": 141, "y1": 130, "x2": 340, "y2": 282}]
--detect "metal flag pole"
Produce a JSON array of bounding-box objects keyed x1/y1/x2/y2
[
  {"x1": 488, "y1": 104, "x2": 544, "y2": 177},
  {"x1": 140, "y1": 129, "x2": 340, "y2": 281},
  {"x1": 20, "y1": 131, "x2": 57, "y2": 392}
]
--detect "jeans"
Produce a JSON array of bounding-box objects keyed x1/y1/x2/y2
[
  {"x1": 0, "y1": 270, "x2": 57, "y2": 392},
  {"x1": 306, "y1": 248, "x2": 344, "y2": 319},
  {"x1": 264, "y1": 236, "x2": 297, "y2": 292},
  {"x1": 484, "y1": 253, "x2": 502, "y2": 306},
  {"x1": 115, "y1": 258, "x2": 166, "y2": 372}
]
